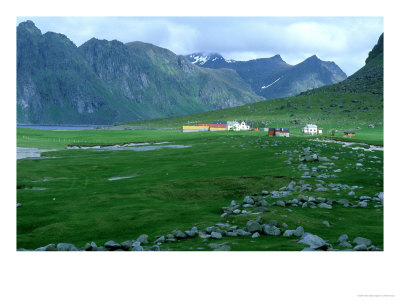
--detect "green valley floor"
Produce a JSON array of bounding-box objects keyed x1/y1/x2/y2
[{"x1": 16, "y1": 127, "x2": 383, "y2": 251}]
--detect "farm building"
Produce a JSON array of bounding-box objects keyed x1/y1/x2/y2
[
  {"x1": 268, "y1": 128, "x2": 290, "y2": 137},
  {"x1": 302, "y1": 124, "x2": 321, "y2": 135},
  {"x1": 344, "y1": 131, "x2": 356, "y2": 137},
  {"x1": 181, "y1": 125, "x2": 209, "y2": 132},
  {"x1": 227, "y1": 121, "x2": 240, "y2": 131},
  {"x1": 238, "y1": 121, "x2": 251, "y2": 131},
  {"x1": 198, "y1": 123, "x2": 227, "y2": 131}
]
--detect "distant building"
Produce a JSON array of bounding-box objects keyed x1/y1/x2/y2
[
  {"x1": 181, "y1": 125, "x2": 209, "y2": 132},
  {"x1": 227, "y1": 121, "x2": 240, "y2": 131},
  {"x1": 344, "y1": 131, "x2": 356, "y2": 137},
  {"x1": 268, "y1": 128, "x2": 290, "y2": 137},
  {"x1": 238, "y1": 121, "x2": 251, "y2": 131},
  {"x1": 302, "y1": 124, "x2": 319, "y2": 135},
  {"x1": 213, "y1": 121, "x2": 228, "y2": 125}
]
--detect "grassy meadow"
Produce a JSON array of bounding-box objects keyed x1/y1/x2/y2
[{"x1": 17, "y1": 127, "x2": 383, "y2": 250}]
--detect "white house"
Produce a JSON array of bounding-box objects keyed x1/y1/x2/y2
[
  {"x1": 302, "y1": 124, "x2": 320, "y2": 135},
  {"x1": 226, "y1": 121, "x2": 250, "y2": 131},
  {"x1": 227, "y1": 121, "x2": 240, "y2": 131},
  {"x1": 238, "y1": 121, "x2": 251, "y2": 131}
]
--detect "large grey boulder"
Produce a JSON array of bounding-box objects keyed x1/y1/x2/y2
[
  {"x1": 104, "y1": 240, "x2": 122, "y2": 250},
  {"x1": 353, "y1": 237, "x2": 372, "y2": 247},
  {"x1": 57, "y1": 243, "x2": 78, "y2": 251},
  {"x1": 262, "y1": 224, "x2": 281, "y2": 236},
  {"x1": 298, "y1": 233, "x2": 327, "y2": 250},
  {"x1": 246, "y1": 220, "x2": 262, "y2": 233}
]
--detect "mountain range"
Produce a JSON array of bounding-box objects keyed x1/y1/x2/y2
[
  {"x1": 17, "y1": 21, "x2": 262, "y2": 125},
  {"x1": 186, "y1": 52, "x2": 347, "y2": 100}
]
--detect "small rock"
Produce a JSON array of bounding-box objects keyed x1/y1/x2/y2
[
  {"x1": 298, "y1": 233, "x2": 327, "y2": 250},
  {"x1": 262, "y1": 224, "x2": 281, "y2": 236},
  {"x1": 339, "y1": 241, "x2": 352, "y2": 248},
  {"x1": 252, "y1": 232, "x2": 260, "y2": 238},
  {"x1": 16, "y1": 203, "x2": 22, "y2": 208},
  {"x1": 318, "y1": 203, "x2": 332, "y2": 209},
  {"x1": 104, "y1": 240, "x2": 122, "y2": 250},
  {"x1": 57, "y1": 243, "x2": 78, "y2": 251},
  {"x1": 131, "y1": 241, "x2": 144, "y2": 251},
  {"x1": 353, "y1": 237, "x2": 372, "y2": 246},
  {"x1": 120, "y1": 240, "x2": 133, "y2": 250},
  {"x1": 243, "y1": 196, "x2": 255, "y2": 205},
  {"x1": 358, "y1": 201, "x2": 368, "y2": 208},
  {"x1": 246, "y1": 220, "x2": 262, "y2": 233},
  {"x1": 211, "y1": 232, "x2": 222, "y2": 239},
  {"x1": 150, "y1": 245, "x2": 160, "y2": 251},
  {"x1": 322, "y1": 221, "x2": 330, "y2": 227},
  {"x1": 214, "y1": 245, "x2": 231, "y2": 251},
  {"x1": 36, "y1": 243, "x2": 57, "y2": 251},
  {"x1": 337, "y1": 234, "x2": 349, "y2": 243},
  {"x1": 353, "y1": 244, "x2": 367, "y2": 251},
  {"x1": 276, "y1": 200, "x2": 286, "y2": 207},
  {"x1": 136, "y1": 234, "x2": 149, "y2": 244}
]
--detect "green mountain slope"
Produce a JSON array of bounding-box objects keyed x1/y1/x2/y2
[
  {"x1": 17, "y1": 21, "x2": 262, "y2": 125},
  {"x1": 125, "y1": 34, "x2": 383, "y2": 129}
]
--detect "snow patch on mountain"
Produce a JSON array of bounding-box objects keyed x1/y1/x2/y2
[{"x1": 261, "y1": 77, "x2": 281, "y2": 89}]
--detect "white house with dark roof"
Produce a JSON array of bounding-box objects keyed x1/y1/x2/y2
[{"x1": 302, "y1": 124, "x2": 322, "y2": 135}]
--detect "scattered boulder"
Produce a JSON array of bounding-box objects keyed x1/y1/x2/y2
[
  {"x1": 104, "y1": 240, "x2": 122, "y2": 251},
  {"x1": 131, "y1": 241, "x2": 144, "y2": 251},
  {"x1": 246, "y1": 220, "x2": 262, "y2": 233},
  {"x1": 353, "y1": 244, "x2": 368, "y2": 251},
  {"x1": 214, "y1": 245, "x2": 231, "y2": 251},
  {"x1": 136, "y1": 234, "x2": 149, "y2": 244},
  {"x1": 298, "y1": 233, "x2": 328, "y2": 250},
  {"x1": 276, "y1": 200, "x2": 286, "y2": 207},
  {"x1": 155, "y1": 236, "x2": 165, "y2": 244},
  {"x1": 36, "y1": 243, "x2": 57, "y2": 251},
  {"x1": 120, "y1": 240, "x2": 133, "y2": 251},
  {"x1": 353, "y1": 237, "x2": 372, "y2": 247},
  {"x1": 211, "y1": 232, "x2": 222, "y2": 239},
  {"x1": 318, "y1": 203, "x2": 332, "y2": 209},
  {"x1": 57, "y1": 243, "x2": 78, "y2": 251},
  {"x1": 243, "y1": 196, "x2": 255, "y2": 205},
  {"x1": 322, "y1": 221, "x2": 331, "y2": 227},
  {"x1": 262, "y1": 224, "x2": 281, "y2": 236},
  {"x1": 337, "y1": 234, "x2": 349, "y2": 243},
  {"x1": 16, "y1": 203, "x2": 22, "y2": 208},
  {"x1": 252, "y1": 232, "x2": 260, "y2": 238}
]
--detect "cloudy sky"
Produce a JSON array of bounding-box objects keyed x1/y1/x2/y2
[{"x1": 17, "y1": 17, "x2": 383, "y2": 76}]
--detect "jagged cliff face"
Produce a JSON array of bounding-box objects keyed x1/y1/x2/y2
[
  {"x1": 17, "y1": 21, "x2": 262, "y2": 125},
  {"x1": 186, "y1": 52, "x2": 347, "y2": 100}
]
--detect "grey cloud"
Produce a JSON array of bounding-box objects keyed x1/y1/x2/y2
[{"x1": 17, "y1": 17, "x2": 383, "y2": 75}]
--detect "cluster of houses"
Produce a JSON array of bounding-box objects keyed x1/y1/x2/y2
[
  {"x1": 181, "y1": 122, "x2": 356, "y2": 137},
  {"x1": 181, "y1": 121, "x2": 251, "y2": 132}
]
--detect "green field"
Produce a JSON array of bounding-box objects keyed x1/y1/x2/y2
[{"x1": 17, "y1": 127, "x2": 383, "y2": 251}]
